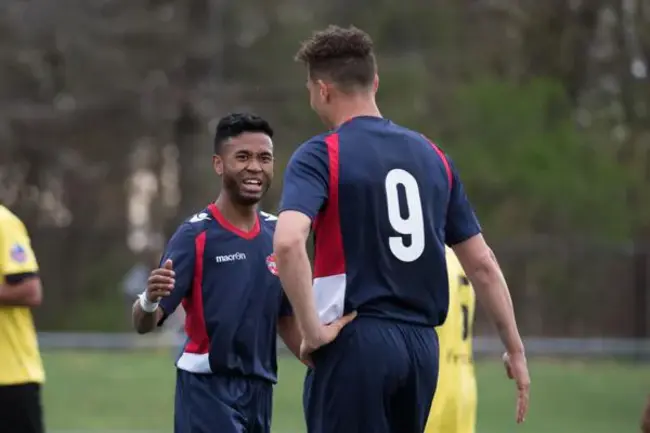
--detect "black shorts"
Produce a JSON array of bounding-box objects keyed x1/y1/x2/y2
[{"x1": 0, "y1": 382, "x2": 44, "y2": 433}]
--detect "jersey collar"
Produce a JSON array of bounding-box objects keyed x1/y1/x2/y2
[{"x1": 208, "y1": 203, "x2": 260, "y2": 240}]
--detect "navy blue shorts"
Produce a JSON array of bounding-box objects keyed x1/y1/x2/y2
[
  {"x1": 304, "y1": 317, "x2": 439, "y2": 433},
  {"x1": 174, "y1": 369, "x2": 272, "y2": 433}
]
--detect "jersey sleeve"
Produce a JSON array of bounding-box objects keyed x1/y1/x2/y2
[
  {"x1": 158, "y1": 223, "x2": 197, "y2": 324},
  {"x1": 445, "y1": 159, "x2": 482, "y2": 246},
  {"x1": 0, "y1": 218, "x2": 39, "y2": 283},
  {"x1": 278, "y1": 138, "x2": 330, "y2": 220}
]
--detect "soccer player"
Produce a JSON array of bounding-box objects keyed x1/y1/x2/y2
[
  {"x1": 132, "y1": 113, "x2": 304, "y2": 433},
  {"x1": 273, "y1": 25, "x2": 530, "y2": 433},
  {"x1": 425, "y1": 247, "x2": 477, "y2": 433},
  {"x1": 0, "y1": 205, "x2": 45, "y2": 433}
]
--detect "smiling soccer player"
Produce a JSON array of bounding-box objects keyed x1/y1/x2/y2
[{"x1": 132, "y1": 113, "x2": 301, "y2": 433}]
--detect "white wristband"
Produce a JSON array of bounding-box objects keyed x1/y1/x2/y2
[{"x1": 139, "y1": 292, "x2": 159, "y2": 313}]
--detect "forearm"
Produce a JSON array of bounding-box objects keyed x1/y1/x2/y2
[
  {"x1": 466, "y1": 250, "x2": 524, "y2": 354},
  {"x1": 275, "y1": 245, "x2": 321, "y2": 341},
  {"x1": 131, "y1": 299, "x2": 163, "y2": 334},
  {"x1": 0, "y1": 279, "x2": 42, "y2": 307},
  {"x1": 278, "y1": 316, "x2": 302, "y2": 360}
]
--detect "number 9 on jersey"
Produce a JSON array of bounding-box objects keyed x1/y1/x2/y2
[{"x1": 385, "y1": 169, "x2": 425, "y2": 262}]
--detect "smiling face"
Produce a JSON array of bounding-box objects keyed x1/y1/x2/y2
[{"x1": 213, "y1": 132, "x2": 274, "y2": 206}]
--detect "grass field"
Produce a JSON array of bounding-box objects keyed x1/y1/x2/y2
[{"x1": 42, "y1": 350, "x2": 648, "y2": 433}]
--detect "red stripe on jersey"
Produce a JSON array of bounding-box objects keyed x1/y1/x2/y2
[
  {"x1": 313, "y1": 133, "x2": 346, "y2": 277},
  {"x1": 182, "y1": 230, "x2": 210, "y2": 354},
  {"x1": 423, "y1": 136, "x2": 452, "y2": 189}
]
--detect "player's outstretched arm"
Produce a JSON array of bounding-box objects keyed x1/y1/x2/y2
[{"x1": 452, "y1": 233, "x2": 529, "y2": 423}]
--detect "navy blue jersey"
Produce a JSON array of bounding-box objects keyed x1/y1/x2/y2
[
  {"x1": 158, "y1": 204, "x2": 291, "y2": 382},
  {"x1": 279, "y1": 116, "x2": 481, "y2": 327}
]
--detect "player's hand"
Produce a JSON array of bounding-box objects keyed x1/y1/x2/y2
[
  {"x1": 146, "y1": 259, "x2": 175, "y2": 302},
  {"x1": 641, "y1": 394, "x2": 650, "y2": 433},
  {"x1": 503, "y1": 351, "x2": 530, "y2": 424},
  {"x1": 299, "y1": 311, "x2": 358, "y2": 364}
]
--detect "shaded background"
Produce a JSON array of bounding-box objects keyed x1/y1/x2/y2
[
  {"x1": 1, "y1": 1, "x2": 649, "y2": 432},
  {"x1": 3, "y1": 0, "x2": 649, "y2": 338}
]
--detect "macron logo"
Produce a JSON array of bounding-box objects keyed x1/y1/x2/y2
[{"x1": 215, "y1": 252, "x2": 247, "y2": 263}]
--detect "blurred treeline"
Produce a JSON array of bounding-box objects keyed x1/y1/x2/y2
[{"x1": 0, "y1": 0, "x2": 649, "y2": 336}]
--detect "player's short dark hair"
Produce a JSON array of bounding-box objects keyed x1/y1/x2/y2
[
  {"x1": 213, "y1": 112, "x2": 274, "y2": 154},
  {"x1": 295, "y1": 25, "x2": 376, "y2": 92}
]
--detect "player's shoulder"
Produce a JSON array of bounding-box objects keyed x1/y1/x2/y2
[
  {"x1": 293, "y1": 132, "x2": 332, "y2": 157},
  {"x1": 286, "y1": 133, "x2": 331, "y2": 177},
  {"x1": 391, "y1": 121, "x2": 446, "y2": 150},
  {"x1": 0, "y1": 205, "x2": 23, "y2": 224},
  {"x1": 174, "y1": 206, "x2": 214, "y2": 237},
  {"x1": 258, "y1": 210, "x2": 278, "y2": 231},
  {"x1": 0, "y1": 205, "x2": 28, "y2": 234}
]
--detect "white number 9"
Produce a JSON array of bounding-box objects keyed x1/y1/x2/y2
[{"x1": 384, "y1": 169, "x2": 425, "y2": 262}]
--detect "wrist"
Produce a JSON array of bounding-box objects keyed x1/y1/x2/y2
[
  {"x1": 301, "y1": 316, "x2": 323, "y2": 341},
  {"x1": 139, "y1": 292, "x2": 159, "y2": 313}
]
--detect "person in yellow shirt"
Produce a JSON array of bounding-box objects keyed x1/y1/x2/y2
[
  {"x1": 425, "y1": 247, "x2": 477, "y2": 433},
  {"x1": 0, "y1": 205, "x2": 45, "y2": 433}
]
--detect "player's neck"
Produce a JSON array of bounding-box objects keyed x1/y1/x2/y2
[
  {"x1": 330, "y1": 99, "x2": 382, "y2": 129},
  {"x1": 214, "y1": 196, "x2": 258, "y2": 231}
]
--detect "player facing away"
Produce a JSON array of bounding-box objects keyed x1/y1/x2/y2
[
  {"x1": 273, "y1": 25, "x2": 530, "y2": 433},
  {"x1": 425, "y1": 248, "x2": 477, "y2": 433},
  {"x1": 131, "y1": 113, "x2": 303, "y2": 433}
]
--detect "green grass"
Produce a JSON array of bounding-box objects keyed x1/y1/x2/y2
[{"x1": 42, "y1": 350, "x2": 649, "y2": 433}]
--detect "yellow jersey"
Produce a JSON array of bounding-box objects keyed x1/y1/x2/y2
[
  {"x1": 425, "y1": 247, "x2": 477, "y2": 433},
  {"x1": 0, "y1": 205, "x2": 45, "y2": 385}
]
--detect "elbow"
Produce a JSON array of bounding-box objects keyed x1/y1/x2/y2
[
  {"x1": 466, "y1": 248, "x2": 499, "y2": 286},
  {"x1": 273, "y1": 232, "x2": 303, "y2": 258},
  {"x1": 25, "y1": 280, "x2": 43, "y2": 307},
  {"x1": 28, "y1": 291, "x2": 42, "y2": 307}
]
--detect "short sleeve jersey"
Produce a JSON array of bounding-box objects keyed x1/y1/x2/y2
[
  {"x1": 279, "y1": 116, "x2": 481, "y2": 327},
  {"x1": 0, "y1": 205, "x2": 45, "y2": 385},
  {"x1": 158, "y1": 204, "x2": 291, "y2": 382}
]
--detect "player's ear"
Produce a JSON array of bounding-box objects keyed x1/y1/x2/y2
[
  {"x1": 317, "y1": 79, "x2": 329, "y2": 103},
  {"x1": 212, "y1": 154, "x2": 223, "y2": 176},
  {"x1": 373, "y1": 74, "x2": 379, "y2": 92}
]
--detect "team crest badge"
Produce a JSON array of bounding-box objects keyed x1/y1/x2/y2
[
  {"x1": 10, "y1": 244, "x2": 26, "y2": 263},
  {"x1": 266, "y1": 253, "x2": 278, "y2": 276}
]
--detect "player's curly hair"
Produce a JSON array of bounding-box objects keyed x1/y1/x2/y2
[
  {"x1": 213, "y1": 112, "x2": 273, "y2": 154},
  {"x1": 295, "y1": 25, "x2": 376, "y2": 92}
]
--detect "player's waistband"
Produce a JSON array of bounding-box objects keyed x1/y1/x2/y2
[
  {"x1": 176, "y1": 353, "x2": 277, "y2": 384},
  {"x1": 355, "y1": 311, "x2": 438, "y2": 328}
]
